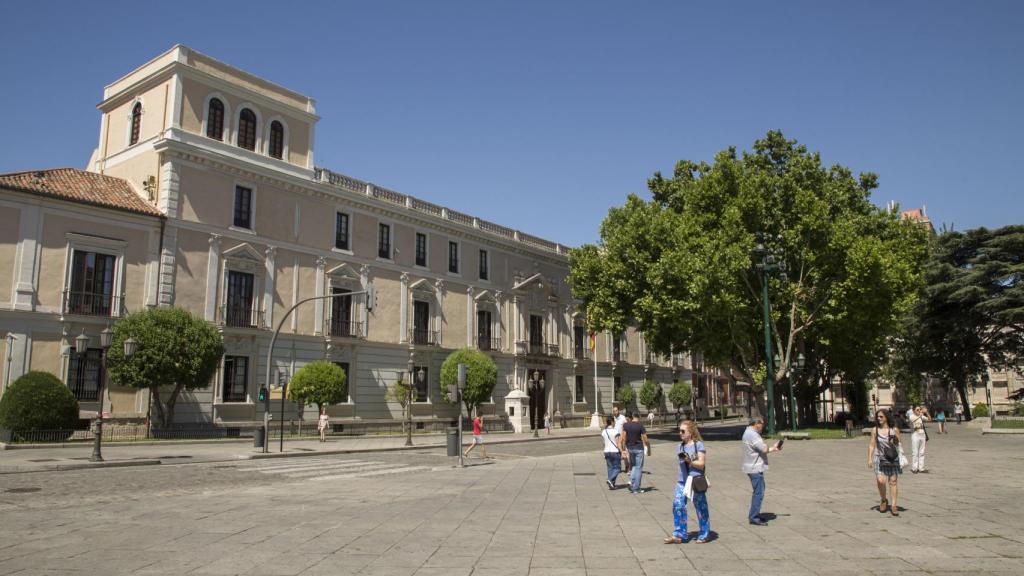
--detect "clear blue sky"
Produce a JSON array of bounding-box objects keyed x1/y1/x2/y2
[{"x1": 1, "y1": 1, "x2": 1021, "y2": 247}]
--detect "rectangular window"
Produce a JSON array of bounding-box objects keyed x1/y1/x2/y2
[
  {"x1": 335, "y1": 212, "x2": 350, "y2": 250},
  {"x1": 413, "y1": 300, "x2": 432, "y2": 345},
  {"x1": 233, "y1": 186, "x2": 252, "y2": 229},
  {"x1": 575, "y1": 375, "x2": 585, "y2": 402},
  {"x1": 330, "y1": 288, "x2": 355, "y2": 337},
  {"x1": 529, "y1": 315, "x2": 544, "y2": 345},
  {"x1": 67, "y1": 348, "x2": 103, "y2": 401},
  {"x1": 414, "y1": 366, "x2": 429, "y2": 402},
  {"x1": 448, "y1": 241, "x2": 459, "y2": 274},
  {"x1": 613, "y1": 336, "x2": 623, "y2": 362},
  {"x1": 333, "y1": 361, "x2": 351, "y2": 403},
  {"x1": 479, "y1": 249, "x2": 489, "y2": 281},
  {"x1": 225, "y1": 271, "x2": 255, "y2": 327},
  {"x1": 223, "y1": 355, "x2": 249, "y2": 403},
  {"x1": 614, "y1": 376, "x2": 622, "y2": 398},
  {"x1": 574, "y1": 326, "x2": 586, "y2": 359},
  {"x1": 67, "y1": 250, "x2": 116, "y2": 316},
  {"x1": 477, "y1": 310, "x2": 492, "y2": 350},
  {"x1": 378, "y1": 223, "x2": 391, "y2": 259},
  {"x1": 415, "y1": 233, "x2": 427, "y2": 267}
]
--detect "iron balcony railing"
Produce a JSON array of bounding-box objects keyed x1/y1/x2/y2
[
  {"x1": 221, "y1": 305, "x2": 264, "y2": 329},
  {"x1": 329, "y1": 318, "x2": 364, "y2": 338},
  {"x1": 477, "y1": 336, "x2": 502, "y2": 351},
  {"x1": 528, "y1": 342, "x2": 560, "y2": 357},
  {"x1": 410, "y1": 329, "x2": 439, "y2": 346},
  {"x1": 63, "y1": 290, "x2": 124, "y2": 317}
]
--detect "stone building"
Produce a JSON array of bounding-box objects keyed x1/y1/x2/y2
[{"x1": 1, "y1": 45, "x2": 726, "y2": 431}]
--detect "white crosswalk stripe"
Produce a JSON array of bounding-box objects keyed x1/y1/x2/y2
[{"x1": 233, "y1": 457, "x2": 432, "y2": 481}]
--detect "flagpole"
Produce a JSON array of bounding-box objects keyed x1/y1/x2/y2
[{"x1": 589, "y1": 332, "x2": 601, "y2": 429}]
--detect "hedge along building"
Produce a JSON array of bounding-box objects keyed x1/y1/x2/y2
[{"x1": 0, "y1": 45, "x2": 707, "y2": 431}]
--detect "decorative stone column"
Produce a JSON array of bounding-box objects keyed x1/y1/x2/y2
[
  {"x1": 399, "y1": 272, "x2": 409, "y2": 343},
  {"x1": 204, "y1": 234, "x2": 221, "y2": 321},
  {"x1": 466, "y1": 286, "x2": 474, "y2": 348},
  {"x1": 263, "y1": 246, "x2": 277, "y2": 329},
  {"x1": 313, "y1": 256, "x2": 326, "y2": 336}
]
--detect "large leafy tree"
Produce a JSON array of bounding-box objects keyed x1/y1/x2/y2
[
  {"x1": 288, "y1": 361, "x2": 347, "y2": 414},
  {"x1": 105, "y1": 307, "x2": 224, "y2": 428},
  {"x1": 902, "y1": 225, "x2": 1024, "y2": 418},
  {"x1": 569, "y1": 131, "x2": 928, "y2": 424},
  {"x1": 440, "y1": 348, "x2": 497, "y2": 417}
]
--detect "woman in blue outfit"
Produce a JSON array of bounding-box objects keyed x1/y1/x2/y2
[{"x1": 664, "y1": 420, "x2": 710, "y2": 544}]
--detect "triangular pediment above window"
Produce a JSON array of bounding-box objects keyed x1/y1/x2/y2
[
  {"x1": 222, "y1": 243, "x2": 263, "y2": 263},
  {"x1": 326, "y1": 262, "x2": 361, "y2": 281},
  {"x1": 409, "y1": 277, "x2": 437, "y2": 297},
  {"x1": 512, "y1": 272, "x2": 544, "y2": 291},
  {"x1": 475, "y1": 289, "x2": 496, "y2": 303}
]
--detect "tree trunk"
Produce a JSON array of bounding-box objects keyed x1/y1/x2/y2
[
  {"x1": 957, "y1": 381, "x2": 972, "y2": 421},
  {"x1": 751, "y1": 384, "x2": 767, "y2": 423},
  {"x1": 150, "y1": 386, "x2": 166, "y2": 428}
]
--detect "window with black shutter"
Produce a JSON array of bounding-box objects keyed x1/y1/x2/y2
[
  {"x1": 129, "y1": 102, "x2": 142, "y2": 145},
  {"x1": 207, "y1": 98, "x2": 224, "y2": 140},
  {"x1": 335, "y1": 212, "x2": 350, "y2": 250},
  {"x1": 415, "y1": 233, "x2": 427, "y2": 267},
  {"x1": 237, "y1": 108, "x2": 257, "y2": 151},
  {"x1": 268, "y1": 121, "x2": 284, "y2": 159},
  {"x1": 234, "y1": 186, "x2": 252, "y2": 229}
]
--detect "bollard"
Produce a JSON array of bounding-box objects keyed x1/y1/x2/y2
[
  {"x1": 254, "y1": 427, "x2": 265, "y2": 448},
  {"x1": 446, "y1": 427, "x2": 459, "y2": 457}
]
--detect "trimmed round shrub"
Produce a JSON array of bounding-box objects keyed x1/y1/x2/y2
[
  {"x1": 0, "y1": 371, "x2": 80, "y2": 431},
  {"x1": 972, "y1": 402, "x2": 989, "y2": 418}
]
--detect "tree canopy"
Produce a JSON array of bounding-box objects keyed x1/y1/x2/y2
[
  {"x1": 569, "y1": 131, "x2": 929, "y2": 423},
  {"x1": 440, "y1": 348, "x2": 497, "y2": 417},
  {"x1": 288, "y1": 361, "x2": 347, "y2": 413},
  {"x1": 895, "y1": 225, "x2": 1024, "y2": 418},
  {"x1": 638, "y1": 380, "x2": 659, "y2": 411},
  {"x1": 105, "y1": 307, "x2": 224, "y2": 428}
]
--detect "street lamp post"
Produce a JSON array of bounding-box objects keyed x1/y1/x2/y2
[
  {"x1": 403, "y1": 362, "x2": 425, "y2": 447},
  {"x1": 776, "y1": 352, "x2": 805, "y2": 432},
  {"x1": 530, "y1": 370, "x2": 545, "y2": 438},
  {"x1": 77, "y1": 328, "x2": 136, "y2": 463},
  {"x1": 753, "y1": 232, "x2": 787, "y2": 435}
]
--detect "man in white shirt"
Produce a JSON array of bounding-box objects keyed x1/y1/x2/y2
[
  {"x1": 742, "y1": 417, "x2": 782, "y2": 526},
  {"x1": 908, "y1": 406, "x2": 930, "y2": 473},
  {"x1": 613, "y1": 406, "x2": 629, "y2": 473}
]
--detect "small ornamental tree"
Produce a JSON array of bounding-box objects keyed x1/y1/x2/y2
[
  {"x1": 105, "y1": 307, "x2": 224, "y2": 428},
  {"x1": 384, "y1": 377, "x2": 414, "y2": 434},
  {"x1": 288, "y1": 361, "x2": 347, "y2": 414},
  {"x1": 616, "y1": 382, "x2": 635, "y2": 409},
  {"x1": 638, "y1": 380, "x2": 659, "y2": 413},
  {"x1": 668, "y1": 381, "x2": 693, "y2": 419},
  {"x1": 440, "y1": 348, "x2": 497, "y2": 417},
  {"x1": 0, "y1": 371, "x2": 79, "y2": 432}
]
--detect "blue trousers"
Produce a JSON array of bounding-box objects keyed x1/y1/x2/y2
[
  {"x1": 672, "y1": 483, "x2": 710, "y2": 541},
  {"x1": 748, "y1": 472, "x2": 765, "y2": 522},
  {"x1": 604, "y1": 452, "x2": 621, "y2": 484},
  {"x1": 628, "y1": 449, "x2": 645, "y2": 492}
]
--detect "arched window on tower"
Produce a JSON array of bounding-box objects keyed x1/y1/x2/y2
[
  {"x1": 207, "y1": 98, "x2": 225, "y2": 141},
  {"x1": 129, "y1": 102, "x2": 142, "y2": 145},
  {"x1": 268, "y1": 121, "x2": 284, "y2": 159},
  {"x1": 237, "y1": 108, "x2": 256, "y2": 151}
]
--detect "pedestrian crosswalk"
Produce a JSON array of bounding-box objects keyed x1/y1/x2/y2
[{"x1": 231, "y1": 456, "x2": 434, "y2": 482}]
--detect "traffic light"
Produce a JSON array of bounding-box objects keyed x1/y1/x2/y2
[
  {"x1": 258, "y1": 386, "x2": 268, "y2": 402},
  {"x1": 366, "y1": 284, "x2": 376, "y2": 311},
  {"x1": 448, "y1": 381, "x2": 458, "y2": 401}
]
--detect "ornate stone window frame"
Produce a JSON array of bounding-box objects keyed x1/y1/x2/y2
[
  {"x1": 219, "y1": 243, "x2": 264, "y2": 328},
  {"x1": 61, "y1": 232, "x2": 129, "y2": 318}
]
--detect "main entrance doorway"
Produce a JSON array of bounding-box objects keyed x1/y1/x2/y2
[{"x1": 528, "y1": 369, "x2": 547, "y2": 430}]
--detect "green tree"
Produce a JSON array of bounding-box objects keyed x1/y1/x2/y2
[
  {"x1": 616, "y1": 382, "x2": 635, "y2": 409},
  {"x1": 901, "y1": 226, "x2": 1024, "y2": 420},
  {"x1": 440, "y1": 348, "x2": 497, "y2": 416},
  {"x1": 667, "y1": 381, "x2": 693, "y2": 418},
  {"x1": 0, "y1": 371, "x2": 79, "y2": 432},
  {"x1": 638, "y1": 380, "x2": 659, "y2": 412},
  {"x1": 288, "y1": 361, "x2": 347, "y2": 414},
  {"x1": 385, "y1": 377, "x2": 414, "y2": 433},
  {"x1": 105, "y1": 307, "x2": 224, "y2": 428},
  {"x1": 569, "y1": 131, "x2": 928, "y2": 425}
]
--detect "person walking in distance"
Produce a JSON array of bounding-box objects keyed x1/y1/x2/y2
[
  {"x1": 464, "y1": 414, "x2": 487, "y2": 459},
  {"x1": 317, "y1": 407, "x2": 330, "y2": 443},
  {"x1": 664, "y1": 420, "x2": 710, "y2": 544},
  {"x1": 742, "y1": 417, "x2": 782, "y2": 526},
  {"x1": 601, "y1": 415, "x2": 623, "y2": 489},
  {"x1": 868, "y1": 409, "x2": 903, "y2": 516},
  {"x1": 908, "y1": 406, "x2": 930, "y2": 473},
  {"x1": 544, "y1": 411, "x2": 552, "y2": 435},
  {"x1": 954, "y1": 402, "x2": 963, "y2": 424},
  {"x1": 622, "y1": 411, "x2": 652, "y2": 493}
]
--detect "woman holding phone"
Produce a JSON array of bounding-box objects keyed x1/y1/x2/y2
[
  {"x1": 664, "y1": 420, "x2": 710, "y2": 544},
  {"x1": 868, "y1": 409, "x2": 902, "y2": 516}
]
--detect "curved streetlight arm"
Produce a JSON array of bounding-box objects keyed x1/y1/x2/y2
[{"x1": 264, "y1": 289, "x2": 373, "y2": 453}]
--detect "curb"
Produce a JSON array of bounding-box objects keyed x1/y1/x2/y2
[
  {"x1": 981, "y1": 428, "x2": 1024, "y2": 434},
  {"x1": 0, "y1": 459, "x2": 162, "y2": 475}
]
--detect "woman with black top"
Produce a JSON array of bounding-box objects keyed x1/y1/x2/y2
[{"x1": 867, "y1": 409, "x2": 903, "y2": 516}]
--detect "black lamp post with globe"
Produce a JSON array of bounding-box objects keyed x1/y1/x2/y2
[
  {"x1": 752, "y1": 232, "x2": 787, "y2": 435},
  {"x1": 76, "y1": 327, "x2": 136, "y2": 462}
]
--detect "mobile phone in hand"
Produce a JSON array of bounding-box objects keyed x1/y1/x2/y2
[{"x1": 777, "y1": 437, "x2": 785, "y2": 449}]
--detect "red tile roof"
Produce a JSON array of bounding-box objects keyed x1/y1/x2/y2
[{"x1": 0, "y1": 168, "x2": 162, "y2": 217}]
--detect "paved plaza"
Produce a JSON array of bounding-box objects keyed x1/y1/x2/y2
[{"x1": 1, "y1": 423, "x2": 1022, "y2": 576}]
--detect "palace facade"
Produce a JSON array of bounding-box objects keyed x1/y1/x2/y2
[{"x1": 1, "y1": 46, "x2": 741, "y2": 431}]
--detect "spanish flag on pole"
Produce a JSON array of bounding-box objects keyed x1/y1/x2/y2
[{"x1": 588, "y1": 331, "x2": 596, "y2": 351}]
